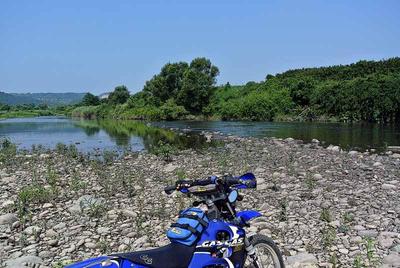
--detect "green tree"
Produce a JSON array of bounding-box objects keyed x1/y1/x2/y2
[
  {"x1": 109, "y1": 85, "x2": 130, "y2": 105},
  {"x1": 177, "y1": 57, "x2": 219, "y2": 114},
  {"x1": 81, "y1": 93, "x2": 100, "y2": 106},
  {"x1": 143, "y1": 62, "x2": 188, "y2": 104}
]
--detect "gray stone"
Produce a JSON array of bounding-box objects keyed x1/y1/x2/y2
[
  {"x1": 23, "y1": 226, "x2": 42, "y2": 235},
  {"x1": 122, "y1": 209, "x2": 138, "y2": 218},
  {"x1": 53, "y1": 222, "x2": 66, "y2": 230},
  {"x1": 97, "y1": 226, "x2": 110, "y2": 235},
  {"x1": 358, "y1": 230, "x2": 378, "y2": 238},
  {"x1": 47, "y1": 239, "x2": 58, "y2": 246},
  {"x1": 382, "y1": 253, "x2": 400, "y2": 267},
  {"x1": 313, "y1": 174, "x2": 323, "y2": 180},
  {"x1": 373, "y1": 161, "x2": 382, "y2": 167},
  {"x1": 0, "y1": 213, "x2": 18, "y2": 225},
  {"x1": 5, "y1": 255, "x2": 43, "y2": 268},
  {"x1": 85, "y1": 242, "x2": 97, "y2": 249},
  {"x1": 69, "y1": 195, "x2": 105, "y2": 214},
  {"x1": 45, "y1": 229, "x2": 57, "y2": 238},
  {"x1": 382, "y1": 183, "x2": 397, "y2": 190},
  {"x1": 38, "y1": 250, "x2": 53, "y2": 258},
  {"x1": 378, "y1": 232, "x2": 399, "y2": 248},
  {"x1": 286, "y1": 253, "x2": 318, "y2": 268}
]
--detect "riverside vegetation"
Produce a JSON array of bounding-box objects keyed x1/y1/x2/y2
[
  {"x1": 0, "y1": 104, "x2": 71, "y2": 120},
  {"x1": 70, "y1": 57, "x2": 400, "y2": 123},
  {"x1": 1, "y1": 132, "x2": 400, "y2": 267}
]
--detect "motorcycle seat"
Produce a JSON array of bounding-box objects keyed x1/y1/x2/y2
[{"x1": 112, "y1": 242, "x2": 195, "y2": 268}]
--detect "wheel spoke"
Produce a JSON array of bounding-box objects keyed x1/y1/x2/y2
[{"x1": 244, "y1": 240, "x2": 281, "y2": 268}]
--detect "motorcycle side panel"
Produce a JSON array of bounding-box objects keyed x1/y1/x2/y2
[
  {"x1": 189, "y1": 219, "x2": 246, "y2": 268},
  {"x1": 65, "y1": 257, "x2": 148, "y2": 268}
]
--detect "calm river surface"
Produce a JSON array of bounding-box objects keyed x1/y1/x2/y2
[{"x1": 1, "y1": 117, "x2": 399, "y2": 152}]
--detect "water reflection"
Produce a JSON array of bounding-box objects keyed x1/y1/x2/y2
[
  {"x1": 152, "y1": 121, "x2": 400, "y2": 151},
  {"x1": 1, "y1": 117, "x2": 399, "y2": 152},
  {"x1": 72, "y1": 119, "x2": 212, "y2": 151}
]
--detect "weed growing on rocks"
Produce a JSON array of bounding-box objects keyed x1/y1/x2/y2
[
  {"x1": 278, "y1": 199, "x2": 288, "y2": 222},
  {"x1": 102, "y1": 150, "x2": 118, "y2": 164},
  {"x1": 98, "y1": 238, "x2": 111, "y2": 254},
  {"x1": 305, "y1": 175, "x2": 317, "y2": 190},
  {"x1": 343, "y1": 212, "x2": 354, "y2": 224},
  {"x1": 329, "y1": 252, "x2": 338, "y2": 268},
  {"x1": 320, "y1": 208, "x2": 332, "y2": 222},
  {"x1": 353, "y1": 255, "x2": 362, "y2": 268},
  {"x1": 70, "y1": 169, "x2": 88, "y2": 193},
  {"x1": 175, "y1": 168, "x2": 186, "y2": 180},
  {"x1": 0, "y1": 138, "x2": 17, "y2": 168},
  {"x1": 84, "y1": 200, "x2": 107, "y2": 218},
  {"x1": 321, "y1": 226, "x2": 336, "y2": 249}
]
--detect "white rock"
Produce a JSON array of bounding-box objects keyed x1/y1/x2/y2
[
  {"x1": 327, "y1": 145, "x2": 340, "y2": 151},
  {"x1": 5, "y1": 255, "x2": 43, "y2": 268},
  {"x1": 373, "y1": 161, "x2": 382, "y2": 167},
  {"x1": 122, "y1": 209, "x2": 138, "y2": 218},
  {"x1": 382, "y1": 183, "x2": 397, "y2": 190},
  {"x1": 69, "y1": 195, "x2": 105, "y2": 214},
  {"x1": 23, "y1": 226, "x2": 42, "y2": 235},
  {"x1": 312, "y1": 174, "x2": 322, "y2": 180},
  {"x1": 53, "y1": 222, "x2": 66, "y2": 230},
  {"x1": 382, "y1": 253, "x2": 400, "y2": 267},
  {"x1": 97, "y1": 227, "x2": 110, "y2": 235},
  {"x1": 348, "y1": 151, "x2": 359, "y2": 156},
  {"x1": 0, "y1": 213, "x2": 18, "y2": 225},
  {"x1": 272, "y1": 172, "x2": 280, "y2": 179},
  {"x1": 1, "y1": 200, "x2": 15, "y2": 208},
  {"x1": 286, "y1": 253, "x2": 318, "y2": 268}
]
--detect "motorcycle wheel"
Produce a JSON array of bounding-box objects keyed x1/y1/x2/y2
[{"x1": 244, "y1": 234, "x2": 285, "y2": 268}]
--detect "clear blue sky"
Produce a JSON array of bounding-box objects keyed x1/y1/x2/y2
[{"x1": 1, "y1": 0, "x2": 399, "y2": 94}]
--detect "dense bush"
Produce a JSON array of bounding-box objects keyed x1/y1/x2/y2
[{"x1": 69, "y1": 57, "x2": 400, "y2": 122}]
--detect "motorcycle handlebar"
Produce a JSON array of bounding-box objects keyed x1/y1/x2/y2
[
  {"x1": 164, "y1": 175, "x2": 242, "y2": 195},
  {"x1": 164, "y1": 185, "x2": 177, "y2": 195}
]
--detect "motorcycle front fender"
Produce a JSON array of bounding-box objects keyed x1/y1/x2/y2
[{"x1": 237, "y1": 210, "x2": 262, "y2": 223}]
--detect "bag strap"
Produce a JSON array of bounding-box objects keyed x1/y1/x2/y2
[
  {"x1": 178, "y1": 214, "x2": 208, "y2": 227},
  {"x1": 171, "y1": 223, "x2": 200, "y2": 236}
]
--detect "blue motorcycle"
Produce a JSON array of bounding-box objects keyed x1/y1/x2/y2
[{"x1": 66, "y1": 173, "x2": 284, "y2": 268}]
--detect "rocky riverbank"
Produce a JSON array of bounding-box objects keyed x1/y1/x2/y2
[{"x1": 1, "y1": 134, "x2": 400, "y2": 267}]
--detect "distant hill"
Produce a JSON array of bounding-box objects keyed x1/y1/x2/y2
[{"x1": 0, "y1": 92, "x2": 85, "y2": 106}]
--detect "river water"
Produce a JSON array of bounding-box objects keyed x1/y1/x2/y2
[{"x1": 0, "y1": 117, "x2": 399, "y2": 152}]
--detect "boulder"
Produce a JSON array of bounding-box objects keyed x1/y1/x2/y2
[
  {"x1": 5, "y1": 256, "x2": 43, "y2": 268},
  {"x1": 0, "y1": 213, "x2": 18, "y2": 225},
  {"x1": 382, "y1": 253, "x2": 400, "y2": 268},
  {"x1": 286, "y1": 253, "x2": 318, "y2": 268}
]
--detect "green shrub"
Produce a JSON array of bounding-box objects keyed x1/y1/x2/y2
[
  {"x1": 0, "y1": 138, "x2": 17, "y2": 165},
  {"x1": 150, "y1": 140, "x2": 177, "y2": 161}
]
